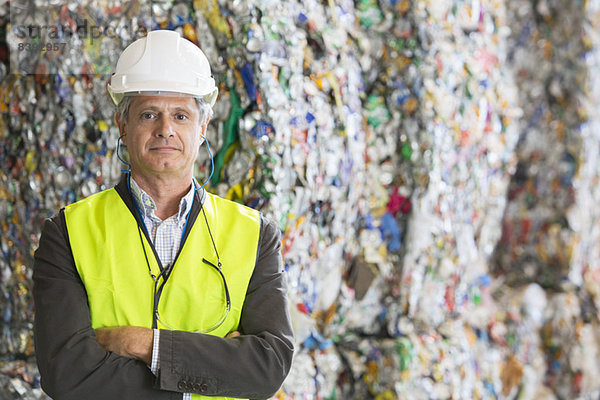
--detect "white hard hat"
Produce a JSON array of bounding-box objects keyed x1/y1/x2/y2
[{"x1": 107, "y1": 30, "x2": 218, "y2": 106}]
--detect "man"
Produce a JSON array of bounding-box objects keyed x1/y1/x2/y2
[{"x1": 33, "y1": 30, "x2": 294, "y2": 400}]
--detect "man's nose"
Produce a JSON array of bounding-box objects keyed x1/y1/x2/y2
[{"x1": 155, "y1": 116, "x2": 175, "y2": 137}]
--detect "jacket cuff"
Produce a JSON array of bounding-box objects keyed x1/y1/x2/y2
[{"x1": 158, "y1": 330, "x2": 216, "y2": 396}]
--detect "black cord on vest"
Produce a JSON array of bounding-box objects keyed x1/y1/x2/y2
[
  {"x1": 201, "y1": 205, "x2": 221, "y2": 267},
  {"x1": 137, "y1": 224, "x2": 170, "y2": 330},
  {"x1": 137, "y1": 224, "x2": 156, "y2": 280}
]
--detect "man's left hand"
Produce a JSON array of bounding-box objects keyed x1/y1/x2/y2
[{"x1": 95, "y1": 326, "x2": 153, "y2": 365}]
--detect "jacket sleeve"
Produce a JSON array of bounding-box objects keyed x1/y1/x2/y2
[
  {"x1": 157, "y1": 216, "x2": 295, "y2": 399},
  {"x1": 33, "y1": 213, "x2": 180, "y2": 400}
]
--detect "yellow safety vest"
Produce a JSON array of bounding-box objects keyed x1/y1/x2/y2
[{"x1": 64, "y1": 188, "x2": 261, "y2": 400}]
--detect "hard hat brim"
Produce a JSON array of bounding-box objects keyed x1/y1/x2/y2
[{"x1": 108, "y1": 82, "x2": 218, "y2": 107}]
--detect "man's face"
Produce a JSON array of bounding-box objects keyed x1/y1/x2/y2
[{"x1": 119, "y1": 95, "x2": 206, "y2": 180}]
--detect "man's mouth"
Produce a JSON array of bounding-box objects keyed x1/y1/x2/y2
[{"x1": 149, "y1": 145, "x2": 180, "y2": 151}]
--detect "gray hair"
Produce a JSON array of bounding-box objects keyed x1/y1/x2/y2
[{"x1": 115, "y1": 94, "x2": 213, "y2": 127}]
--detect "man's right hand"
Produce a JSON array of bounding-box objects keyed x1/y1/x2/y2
[{"x1": 95, "y1": 326, "x2": 154, "y2": 365}]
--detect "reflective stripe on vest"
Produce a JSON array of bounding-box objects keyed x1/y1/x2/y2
[{"x1": 64, "y1": 188, "x2": 260, "y2": 400}]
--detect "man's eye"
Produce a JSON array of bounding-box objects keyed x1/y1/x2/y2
[
  {"x1": 141, "y1": 112, "x2": 155, "y2": 119},
  {"x1": 175, "y1": 114, "x2": 188, "y2": 121}
]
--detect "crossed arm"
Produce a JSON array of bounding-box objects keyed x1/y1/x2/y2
[
  {"x1": 33, "y1": 213, "x2": 294, "y2": 400},
  {"x1": 94, "y1": 326, "x2": 241, "y2": 366}
]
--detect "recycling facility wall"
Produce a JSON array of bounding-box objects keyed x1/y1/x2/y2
[{"x1": 1, "y1": 0, "x2": 600, "y2": 399}]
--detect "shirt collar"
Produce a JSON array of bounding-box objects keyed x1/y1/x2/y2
[{"x1": 129, "y1": 176, "x2": 197, "y2": 224}]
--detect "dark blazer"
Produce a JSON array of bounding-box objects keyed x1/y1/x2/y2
[{"x1": 33, "y1": 176, "x2": 295, "y2": 400}]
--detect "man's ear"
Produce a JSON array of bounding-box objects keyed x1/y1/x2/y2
[
  {"x1": 200, "y1": 117, "x2": 210, "y2": 137},
  {"x1": 115, "y1": 114, "x2": 127, "y2": 141}
]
